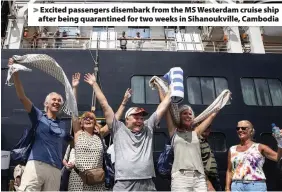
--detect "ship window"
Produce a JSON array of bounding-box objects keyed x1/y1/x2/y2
[
  {"x1": 164, "y1": 26, "x2": 186, "y2": 38},
  {"x1": 241, "y1": 78, "x2": 282, "y2": 106},
  {"x1": 127, "y1": 27, "x2": 151, "y2": 38},
  {"x1": 187, "y1": 77, "x2": 230, "y2": 105},
  {"x1": 207, "y1": 132, "x2": 227, "y2": 152},
  {"x1": 93, "y1": 26, "x2": 115, "y2": 32},
  {"x1": 58, "y1": 27, "x2": 79, "y2": 37},
  {"x1": 131, "y1": 76, "x2": 160, "y2": 104}
]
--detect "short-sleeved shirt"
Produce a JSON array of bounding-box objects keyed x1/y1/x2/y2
[
  {"x1": 107, "y1": 144, "x2": 115, "y2": 164},
  {"x1": 110, "y1": 112, "x2": 159, "y2": 180},
  {"x1": 27, "y1": 105, "x2": 70, "y2": 169}
]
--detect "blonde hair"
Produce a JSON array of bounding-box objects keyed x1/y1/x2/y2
[
  {"x1": 80, "y1": 111, "x2": 102, "y2": 133},
  {"x1": 44, "y1": 92, "x2": 64, "y2": 112},
  {"x1": 239, "y1": 120, "x2": 256, "y2": 138}
]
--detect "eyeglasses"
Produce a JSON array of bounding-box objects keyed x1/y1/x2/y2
[{"x1": 236, "y1": 127, "x2": 248, "y2": 131}]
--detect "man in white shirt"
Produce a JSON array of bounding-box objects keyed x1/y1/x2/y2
[
  {"x1": 133, "y1": 32, "x2": 144, "y2": 51},
  {"x1": 107, "y1": 144, "x2": 115, "y2": 166}
]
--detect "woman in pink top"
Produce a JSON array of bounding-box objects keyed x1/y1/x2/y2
[{"x1": 225, "y1": 120, "x2": 278, "y2": 192}]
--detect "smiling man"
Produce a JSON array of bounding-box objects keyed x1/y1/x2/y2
[
  {"x1": 84, "y1": 73, "x2": 171, "y2": 191},
  {"x1": 8, "y1": 58, "x2": 71, "y2": 191}
]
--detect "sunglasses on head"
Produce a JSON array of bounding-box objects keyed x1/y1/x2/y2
[{"x1": 236, "y1": 127, "x2": 248, "y2": 131}]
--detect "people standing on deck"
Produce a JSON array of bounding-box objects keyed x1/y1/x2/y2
[
  {"x1": 155, "y1": 83, "x2": 219, "y2": 192},
  {"x1": 69, "y1": 72, "x2": 132, "y2": 191},
  {"x1": 84, "y1": 73, "x2": 171, "y2": 191},
  {"x1": 199, "y1": 125, "x2": 222, "y2": 191},
  {"x1": 133, "y1": 32, "x2": 144, "y2": 51},
  {"x1": 8, "y1": 58, "x2": 72, "y2": 191},
  {"x1": 225, "y1": 120, "x2": 278, "y2": 192},
  {"x1": 119, "y1": 31, "x2": 127, "y2": 51}
]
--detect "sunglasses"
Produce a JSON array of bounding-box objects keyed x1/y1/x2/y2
[
  {"x1": 236, "y1": 127, "x2": 249, "y2": 131},
  {"x1": 83, "y1": 116, "x2": 94, "y2": 120}
]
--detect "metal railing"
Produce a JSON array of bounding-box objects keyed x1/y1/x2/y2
[
  {"x1": 20, "y1": 36, "x2": 282, "y2": 54},
  {"x1": 22, "y1": 37, "x2": 230, "y2": 53},
  {"x1": 264, "y1": 42, "x2": 282, "y2": 54}
]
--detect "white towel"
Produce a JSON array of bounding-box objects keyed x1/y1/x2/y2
[
  {"x1": 6, "y1": 64, "x2": 32, "y2": 86},
  {"x1": 163, "y1": 67, "x2": 184, "y2": 104},
  {"x1": 5, "y1": 54, "x2": 78, "y2": 117}
]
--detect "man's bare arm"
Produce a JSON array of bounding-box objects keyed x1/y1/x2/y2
[
  {"x1": 100, "y1": 88, "x2": 132, "y2": 136},
  {"x1": 8, "y1": 58, "x2": 32, "y2": 113}
]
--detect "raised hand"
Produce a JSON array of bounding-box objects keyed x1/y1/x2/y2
[
  {"x1": 66, "y1": 162, "x2": 74, "y2": 169},
  {"x1": 121, "y1": 88, "x2": 132, "y2": 105},
  {"x1": 84, "y1": 73, "x2": 96, "y2": 86},
  {"x1": 72, "y1": 72, "x2": 80, "y2": 88},
  {"x1": 123, "y1": 88, "x2": 132, "y2": 101}
]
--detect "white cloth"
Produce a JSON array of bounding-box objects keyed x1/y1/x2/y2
[
  {"x1": 5, "y1": 54, "x2": 78, "y2": 117},
  {"x1": 6, "y1": 64, "x2": 32, "y2": 86},
  {"x1": 163, "y1": 67, "x2": 184, "y2": 104},
  {"x1": 149, "y1": 76, "x2": 180, "y2": 126},
  {"x1": 107, "y1": 144, "x2": 115, "y2": 164},
  {"x1": 149, "y1": 75, "x2": 231, "y2": 126},
  {"x1": 193, "y1": 89, "x2": 231, "y2": 125}
]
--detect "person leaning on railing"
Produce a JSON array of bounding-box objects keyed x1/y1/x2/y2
[{"x1": 225, "y1": 120, "x2": 278, "y2": 192}]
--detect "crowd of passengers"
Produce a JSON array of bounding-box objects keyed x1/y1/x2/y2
[{"x1": 7, "y1": 58, "x2": 282, "y2": 192}]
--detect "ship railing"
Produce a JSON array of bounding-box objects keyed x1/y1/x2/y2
[
  {"x1": 21, "y1": 36, "x2": 231, "y2": 53},
  {"x1": 21, "y1": 37, "x2": 90, "y2": 49},
  {"x1": 263, "y1": 42, "x2": 282, "y2": 54},
  {"x1": 87, "y1": 37, "x2": 229, "y2": 52}
]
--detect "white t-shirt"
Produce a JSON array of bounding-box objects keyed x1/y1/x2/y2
[{"x1": 107, "y1": 144, "x2": 115, "y2": 164}]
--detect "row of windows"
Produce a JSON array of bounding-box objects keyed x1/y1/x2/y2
[
  {"x1": 131, "y1": 76, "x2": 282, "y2": 106},
  {"x1": 58, "y1": 26, "x2": 187, "y2": 39}
]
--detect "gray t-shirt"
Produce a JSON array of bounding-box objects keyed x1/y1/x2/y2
[{"x1": 110, "y1": 112, "x2": 158, "y2": 180}]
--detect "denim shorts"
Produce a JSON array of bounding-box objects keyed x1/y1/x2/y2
[{"x1": 231, "y1": 180, "x2": 267, "y2": 192}]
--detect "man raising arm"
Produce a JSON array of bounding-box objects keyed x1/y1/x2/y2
[{"x1": 84, "y1": 73, "x2": 171, "y2": 191}]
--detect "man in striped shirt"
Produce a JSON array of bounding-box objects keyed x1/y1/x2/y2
[{"x1": 200, "y1": 125, "x2": 222, "y2": 191}]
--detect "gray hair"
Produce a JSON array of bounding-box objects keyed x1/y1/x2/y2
[
  {"x1": 179, "y1": 105, "x2": 195, "y2": 119},
  {"x1": 44, "y1": 92, "x2": 64, "y2": 112}
]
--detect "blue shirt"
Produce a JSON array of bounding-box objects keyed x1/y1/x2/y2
[{"x1": 27, "y1": 105, "x2": 70, "y2": 169}]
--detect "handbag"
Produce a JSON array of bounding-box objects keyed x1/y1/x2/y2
[
  {"x1": 157, "y1": 132, "x2": 176, "y2": 178},
  {"x1": 11, "y1": 114, "x2": 42, "y2": 165},
  {"x1": 74, "y1": 166, "x2": 105, "y2": 185},
  {"x1": 74, "y1": 134, "x2": 115, "y2": 187}
]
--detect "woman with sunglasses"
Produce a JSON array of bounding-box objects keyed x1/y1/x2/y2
[
  {"x1": 155, "y1": 83, "x2": 219, "y2": 191},
  {"x1": 225, "y1": 120, "x2": 278, "y2": 192},
  {"x1": 68, "y1": 73, "x2": 132, "y2": 191}
]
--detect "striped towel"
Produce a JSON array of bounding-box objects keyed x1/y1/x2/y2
[
  {"x1": 163, "y1": 67, "x2": 184, "y2": 104},
  {"x1": 5, "y1": 54, "x2": 78, "y2": 117}
]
